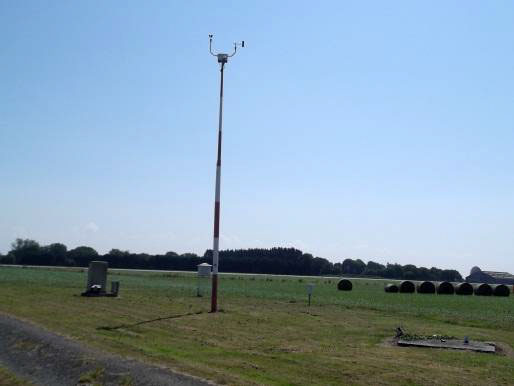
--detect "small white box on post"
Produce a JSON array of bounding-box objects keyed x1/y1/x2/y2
[{"x1": 197, "y1": 263, "x2": 212, "y2": 297}]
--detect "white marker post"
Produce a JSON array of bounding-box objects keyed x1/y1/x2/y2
[{"x1": 307, "y1": 283, "x2": 315, "y2": 306}]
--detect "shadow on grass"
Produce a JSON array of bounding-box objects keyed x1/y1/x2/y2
[{"x1": 96, "y1": 311, "x2": 204, "y2": 331}]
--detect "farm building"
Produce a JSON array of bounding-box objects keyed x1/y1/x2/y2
[{"x1": 465, "y1": 266, "x2": 514, "y2": 285}]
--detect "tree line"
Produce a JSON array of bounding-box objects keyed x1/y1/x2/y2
[{"x1": 0, "y1": 238, "x2": 463, "y2": 282}]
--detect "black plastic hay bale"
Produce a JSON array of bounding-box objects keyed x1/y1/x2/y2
[
  {"x1": 492, "y1": 284, "x2": 510, "y2": 297},
  {"x1": 473, "y1": 283, "x2": 493, "y2": 296},
  {"x1": 337, "y1": 279, "x2": 353, "y2": 291},
  {"x1": 436, "y1": 281, "x2": 455, "y2": 295},
  {"x1": 384, "y1": 284, "x2": 399, "y2": 293},
  {"x1": 399, "y1": 280, "x2": 415, "y2": 293},
  {"x1": 455, "y1": 282, "x2": 473, "y2": 295},
  {"x1": 416, "y1": 281, "x2": 436, "y2": 294}
]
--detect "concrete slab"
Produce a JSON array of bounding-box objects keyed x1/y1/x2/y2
[{"x1": 397, "y1": 338, "x2": 495, "y2": 353}]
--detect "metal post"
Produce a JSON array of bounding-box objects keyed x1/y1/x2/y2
[
  {"x1": 208, "y1": 35, "x2": 244, "y2": 313},
  {"x1": 197, "y1": 274, "x2": 201, "y2": 297}
]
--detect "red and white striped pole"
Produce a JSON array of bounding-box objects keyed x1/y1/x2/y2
[
  {"x1": 211, "y1": 61, "x2": 224, "y2": 313},
  {"x1": 209, "y1": 35, "x2": 244, "y2": 313}
]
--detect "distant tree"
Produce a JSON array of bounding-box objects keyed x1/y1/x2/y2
[
  {"x1": 298, "y1": 253, "x2": 314, "y2": 275},
  {"x1": 104, "y1": 249, "x2": 130, "y2": 268},
  {"x1": 41, "y1": 243, "x2": 68, "y2": 266},
  {"x1": 180, "y1": 253, "x2": 199, "y2": 259},
  {"x1": 312, "y1": 257, "x2": 333, "y2": 275},
  {"x1": 383, "y1": 263, "x2": 403, "y2": 279},
  {"x1": 131, "y1": 253, "x2": 151, "y2": 269},
  {"x1": 440, "y1": 269, "x2": 462, "y2": 282},
  {"x1": 429, "y1": 267, "x2": 442, "y2": 280},
  {"x1": 417, "y1": 267, "x2": 434, "y2": 281},
  {"x1": 402, "y1": 264, "x2": 419, "y2": 280},
  {"x1": 0, "y1": 252, "x2": 13, "y2": 264},
  {"x1": 341, "y1": 259, "x2": 353, "y2": 274},
  {"x1": 333, "y1": 262, "x2": 343, "y2": 275},
  {"x1": 3, "y1": 255, "x2": 14, "y2": 264},
  {"x1": 4, "y1": 238, "x2": 463, "y2": 279},
  {"x1": 107, "y1": 249, "x2": 125, "y2": 256},
  {"x1": 67, "y1": 246, "x2": 99, "y2": 267},
  {"x1": 364, "y1": 261, "x2": 386, "y2": 276},
  {"x1": 149, "y1": 254, "x2": 172, "y2": 270},
  {"x1": 8, "y1": 239, "x2": 41, "y2": 265},
  {"x1": 342, "y1": 259, "x2": 366, "y2": 275}
]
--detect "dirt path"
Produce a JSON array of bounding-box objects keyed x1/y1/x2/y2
[{"x1": 0, "y1": 313, "x2": 213, "y2": 386}]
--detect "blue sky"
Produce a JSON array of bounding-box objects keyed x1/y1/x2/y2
[{"x1": 1, "y1": 1, "x2": 513, "y2": 275}]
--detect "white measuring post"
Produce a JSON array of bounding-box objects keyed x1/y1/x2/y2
[{"x1": 307, "y1": 283, "x2": 315, "y2": 306}]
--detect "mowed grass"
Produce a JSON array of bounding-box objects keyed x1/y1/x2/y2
[{"x1": 0, "y1": 266, "x2": 513, "y2": 385}]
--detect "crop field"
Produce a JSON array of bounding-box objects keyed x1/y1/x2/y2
[{"x1": 0, "y1": 266, "x2": 513, "y2": 385}]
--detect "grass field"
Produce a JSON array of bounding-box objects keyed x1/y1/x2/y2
[
  {"x1": 0, "y1": 266, "x2": 513, "y2": 385},
  {"x1": 0, "y1": 366, "x2": 31, "y2": 386}
]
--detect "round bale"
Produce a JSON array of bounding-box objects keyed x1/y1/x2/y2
[
  {"x1": 473, "y1": 283, "x2": 493, "y2": 296},
  {"x1": 384, "y1": 283, "x2": 399, "y2": 293},
  {"x1": 416, "y1": 281, "x2": 436, "y2": 294},
  {"x1": 492, "y1": 284, "x2": 510, "y2": 297},
  {"x1": 399, "y1": 280, "x2": 415, "y2": 293},
  {"x1": 436, "y1": 281, "x2": 455, "y2": 295},
  {"x1": 337, "y1": 279, "x2": 353, "y2": 291},
  {"x1": 455, "y1": 282, "x2": 473, "y2": 295}
]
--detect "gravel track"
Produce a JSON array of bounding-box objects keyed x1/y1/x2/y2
[{"x1": 0, "y1": 313, "x2": 213, "y2": 386}]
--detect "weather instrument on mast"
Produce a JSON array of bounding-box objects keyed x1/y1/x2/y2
[{"x1": 209, "y1": 34, "x2": 244, "y2": 64}]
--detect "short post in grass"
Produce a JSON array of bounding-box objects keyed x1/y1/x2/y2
[{"x1": 307, "y1": 283, "x2": 315, "y2": 306}]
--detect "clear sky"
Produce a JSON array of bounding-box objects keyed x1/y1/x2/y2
[{"x1": 1, "y1": 1, "x2": 513, "y2": 276}]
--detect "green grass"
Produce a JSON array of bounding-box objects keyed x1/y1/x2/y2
[
  {"x1": 0, "y1": 366, "x2": 32, "y2": 386},
  {"x1": 0, "y1": 266, "x2": 513, "y2": 385}
]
